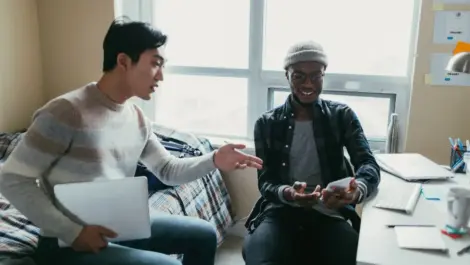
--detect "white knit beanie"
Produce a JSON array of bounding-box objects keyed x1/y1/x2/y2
[{"x1": 283, "y1": 40, "x2": 328, "y2": 69}]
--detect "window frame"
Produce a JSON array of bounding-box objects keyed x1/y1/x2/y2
[
  {"x1": 122, "y1": 0, "x2": 422, "y2": 153},
  {"x1": 269, "y1": 87, "x2": 397, "y2": 153}
]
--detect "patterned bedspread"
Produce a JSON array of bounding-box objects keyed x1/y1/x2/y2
[
  {"x1": 148, "y1": 124, "x2": 234, "y2": 246},
  {"x1": 0, "y1": 193, "x2": 39, "y2": 256},
  {"x1": 0, "y1": 125, "x2": 234, "y2": 256}
]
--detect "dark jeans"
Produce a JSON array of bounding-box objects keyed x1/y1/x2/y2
[
  {"x1": 243, "y1": 207, "x2": 359, "y2": 265},
  {"x1": 33, "y1": 213, "x2": 217, "y2": 265}
]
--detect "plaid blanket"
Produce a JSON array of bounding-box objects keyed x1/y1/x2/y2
[
  {"x1": 0, "y1": 125, "x2": 234, "y2": 256},
  {"x1": 0, "y1": 132, "x2": 23, "y2": 162},
  {"x1": 0, "y1": 193, "x2": 40, "y2": 256},
  {"x1": 148, "y1": 124, "x2": 234, "y2": 246}
]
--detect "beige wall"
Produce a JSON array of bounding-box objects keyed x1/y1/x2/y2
[
  {"x1": 0, "y1": 0, "x2": 113, "y2": 131},
  {"x1": 406, "y1": 1, "x2": 470, "y2": 164},
  {"x1": 36, "y1": 0, "x2": 114, "y2": 99},
  {"x1": 222, "y1": 169, "x2": 259, "y2": 219},
  {"x1": 0, "y1": 0, "x2": 44, "y2": 132}
]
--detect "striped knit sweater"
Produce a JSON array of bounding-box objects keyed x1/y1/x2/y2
[{"x1": 0, "y1": 82, "x2": 216, "y2": 245}]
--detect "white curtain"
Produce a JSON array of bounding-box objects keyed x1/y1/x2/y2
[{"x1": 385, "y1": 113, "x2": 399, "y2": 153}]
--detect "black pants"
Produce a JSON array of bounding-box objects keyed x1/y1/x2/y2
[{"x1": 243, "y1": 207, "x2": 359, "y2": 265}]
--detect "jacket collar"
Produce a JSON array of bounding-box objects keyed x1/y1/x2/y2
[{"x1": 284, "y1": 94, "x2": 325, "y2": 117}]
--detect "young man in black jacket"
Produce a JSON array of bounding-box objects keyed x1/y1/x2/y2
[{"x1": 242, "y1": 41, "x2": 381, "y2": 265}]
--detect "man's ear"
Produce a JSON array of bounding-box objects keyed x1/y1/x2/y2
[{"x1": 116, "y1": 53, "x2": 130, "y2": 71}]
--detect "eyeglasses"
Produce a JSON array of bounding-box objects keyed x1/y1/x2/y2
[{"x1": 290, "y1": 71, "x2": 324, "y2": 84}]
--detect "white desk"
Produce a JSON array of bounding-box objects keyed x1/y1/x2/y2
[{"x1": 357, "y1": 172, "x2": 470, "y2": 265}]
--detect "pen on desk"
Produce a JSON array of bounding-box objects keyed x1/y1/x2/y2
[
  {"x1": 420, "y1": 187, "x2": 440, "y2": 201},
  {"x1": 386, "y1": 224, "x2": 435, "y2": 228},
  {"x1": 457, "y1": 244, "x2": 470, "y2": 256}
]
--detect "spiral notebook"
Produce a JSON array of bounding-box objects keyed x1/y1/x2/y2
[{"x1": 394, "y1": 226, "x2": 448, "y2": 252}]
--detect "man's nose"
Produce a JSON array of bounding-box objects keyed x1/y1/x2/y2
[
  {"x1": 302, "y1": 77, "x2": 314, "y2": 87},
  {"x1": 155, "y1": 69, "x2": 164, "y2": 81}
]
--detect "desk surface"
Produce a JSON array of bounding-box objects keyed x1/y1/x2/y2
[{"x1": 357, "y1": 172, "x2": 470, "y2": 265}]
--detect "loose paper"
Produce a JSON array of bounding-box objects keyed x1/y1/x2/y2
[
  {"x1": 433, "y1": 11, "x2": 470, "y2": 44},
  {"x1": 421, "y1": 185, "x2": 446, "y2": 199},
  {"x1": 395, "y1": 227, "x2": 448, "y2": 252}
]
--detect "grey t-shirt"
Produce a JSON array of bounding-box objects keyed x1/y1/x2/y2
[
  {"x1": 289, "y1": 121, "x2": 343, "y2": 219},
  {"x1": 289, "y1": 121, "x2": 322, "y2": 189}
]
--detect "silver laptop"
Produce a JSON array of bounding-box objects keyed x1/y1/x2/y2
[
  {"x1": 375, "y1": 153, "x2": 454, "y2": 181},
  {"x1": 54, "y1": 176, "x2": 151, "y2": 247}
]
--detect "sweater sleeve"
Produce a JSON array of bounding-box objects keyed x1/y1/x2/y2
[
  {"x1": 140, "y1": 131, "x2": 217, "y2": 186},
  {"x1": 0, "y1": 99, "x2": 83, "y2": 245}
]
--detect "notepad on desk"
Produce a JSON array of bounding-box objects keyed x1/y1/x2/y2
[{"x1": 394, "y1": 227, "x2": 448, "y2": 252}]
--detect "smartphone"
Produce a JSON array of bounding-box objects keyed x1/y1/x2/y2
[{"x1": 325, "y1": 177, "x2": 354, "y2": 192}]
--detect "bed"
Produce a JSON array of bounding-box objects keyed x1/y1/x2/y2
[{"x1": 0, "y1": 124, "x2": 235, "y2": 262}]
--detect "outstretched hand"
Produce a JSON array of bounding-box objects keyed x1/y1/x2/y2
[
  {"x1": 284, "y1": 181, "x2": 321, "y2": 207},
  {"x1": 321, "y1": 178, "x2": 360, "y2": 209},
  {"x1": 214, "y1": 143, "x2": 263, "y2": 172}
]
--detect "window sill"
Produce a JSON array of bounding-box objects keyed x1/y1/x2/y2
[
  {"x1": 203, "y1": 135, "x2": 383, "y2": 156},
  {"x1": 201, "y1": 135, "x2": 385, "y2": 155}
]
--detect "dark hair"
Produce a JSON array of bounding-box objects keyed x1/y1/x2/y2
[{"x1": 102, "y1": 16, "x2": 167, "y2": 72}]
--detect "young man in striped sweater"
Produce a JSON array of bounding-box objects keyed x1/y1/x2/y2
[{"x1": 0, "y1": 17, "x2": 262, "y2": 265}]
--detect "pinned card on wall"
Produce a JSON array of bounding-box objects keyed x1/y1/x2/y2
[
  {"x1": 453, "y1": 41, "x2": 470, "y2": 55},
  {"x1": 432, "y1": 3, "x2": 445, "y2": 11},
  {"x1": 424, "y1": 74, "x2": 433, "y2": 85},
  {"x1": 429, "y1": 53, "x2": 470, "y2": 86},
  {"x1": 433, "y1": 11, "x2": 470, "y2": 44}
]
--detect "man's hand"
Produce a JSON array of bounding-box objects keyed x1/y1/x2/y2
[
  {"x1": 71, "y1": 225, "x2": 117, "y2": 253},
  {"x1": 321, "y1": 178, "x2": 360, "y2": 209},
  {"x1": 284, "y1": 181, "x2": 321, "y2": 207},
  {"x1": 214, "y1": 143, "x2": 263, "y2": 171}
]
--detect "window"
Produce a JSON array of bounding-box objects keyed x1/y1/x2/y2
[
  {"x1": 155, "y1": 74, "x2": 248, "y2": 137},
  {"x1": 263, "y1": 0, "x2": 415, "y2": 76},
  {"x1": 271, "y1": 90, "x2": 394, "y2": 139},
  {"x1": 124, "y1": 0, "x2": 419, "y2": 151},
  {"x1": 151, "y1": 0, "x2": 250, "y2": 69}
]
